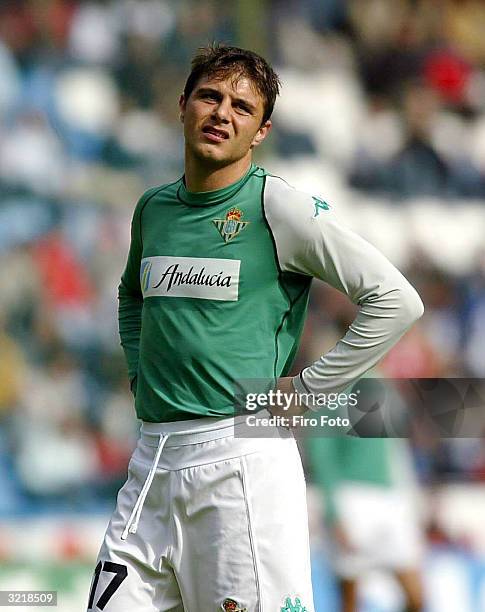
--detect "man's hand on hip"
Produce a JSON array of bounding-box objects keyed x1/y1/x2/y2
[{"x1": 269, "y1": 377, "x2": 308, "y2": 418}]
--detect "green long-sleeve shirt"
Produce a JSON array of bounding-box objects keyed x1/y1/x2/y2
[{"x1": 118, "y1": 164, "x2": 423, "y2": 422}]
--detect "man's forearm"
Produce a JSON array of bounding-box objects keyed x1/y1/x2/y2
[
  {"x1": 292, "y1": 283, "x2": 424, "y2": 409},
  {"x1": 118, "y1": 282, "x2": 143, "y2": 392}
]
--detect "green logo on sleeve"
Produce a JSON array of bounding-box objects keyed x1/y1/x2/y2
[
  {"x1": 312, "y1": 196, "x2": 330, "y2": 217},
  {"x1": 281, "y1": 596, "x2": 308, "y2": 612}
]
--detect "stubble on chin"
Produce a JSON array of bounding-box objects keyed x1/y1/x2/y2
[{"x1": 188, "y1": 140, "x2": 237, "y2": 169}]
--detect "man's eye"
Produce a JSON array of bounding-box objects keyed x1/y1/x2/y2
[{"x1": 235, "y1": 104, "x2": 250, "y2": 113}]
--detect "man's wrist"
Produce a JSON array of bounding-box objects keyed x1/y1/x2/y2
[
  {"x1": 291, "y1": 372, "x2": 319, "y2": 412},
  {"x1": 265, "y1": 377, "x2": 308, "y2": 418}
]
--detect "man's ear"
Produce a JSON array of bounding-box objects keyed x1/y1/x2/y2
[
  {"x1": 179, "y1": 94, "x2": 185, "y2": 123},
  {"x1": 251, "y1": 120, "x2": 272, "y2": 148}
]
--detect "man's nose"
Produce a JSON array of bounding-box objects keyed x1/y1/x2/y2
[{"x1": 212, "y1": 98, "x2": 231, "y2": 123}]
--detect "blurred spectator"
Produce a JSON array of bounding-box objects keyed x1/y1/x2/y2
[
  {"x1": 114, "y1": 35, "x2": 164, "y2": 110},
  {"x1": 0, "y1": 40, "x2": 21, "y2": 119},
  {"x1": 33, "y1": 230, "x2": 96, "y2": 351},
  {"x1": 0, "y1": 325, "x2": 25, "y2": 415},
  {"x1": 68, "y1": 1, "x2": 120, "y2": 65},
  {"x1": 15, "y1": 415, "x2": 98, "y2": 503},
  {"x1": 350, "y1": 81, "x2": 484, "y2": 197},
  {"x1": 0, "y1": 111, "x2": 66, "y2": 196},
  {"x1": 463, "y1": 257, "x2": 485, "y2": 376}
]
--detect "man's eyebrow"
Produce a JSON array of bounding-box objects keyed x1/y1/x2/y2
[
  {"x1": 233, "y1": 96, "x2": 256, "y2": 112},
  {"x1": 195, "y1": 87, "x2": 257, "y2": 112},
  {"x1": 195, "y1": 87, "x2": 221, "y2": 97}
]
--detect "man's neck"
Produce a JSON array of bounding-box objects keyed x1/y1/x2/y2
[{"x1": 184, "y1": 154, "x2": 252, "y2": 192}]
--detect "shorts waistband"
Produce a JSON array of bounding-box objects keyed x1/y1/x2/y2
[
  {"x1": 140, "y1": 414, "x2": 247, "y2": 448},
  {"x1": 123, "y1": 412, "x2": 291, "y2": 541}
]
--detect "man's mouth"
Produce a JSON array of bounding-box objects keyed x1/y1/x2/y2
[{"x1": 202, "y1": 125, "x2": 229, "y2": 142}]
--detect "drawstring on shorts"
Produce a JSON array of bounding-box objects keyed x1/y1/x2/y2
[
  {"x1": 120, "y1": 418, "x2": 242, "y2": 541},
  {"x1": 121, "y1": 433, "x2": 169, "y2": 540}
]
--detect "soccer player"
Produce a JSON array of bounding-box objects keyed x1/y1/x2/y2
[
  {"x1": 87, "y1": 44, "x2": 424, "y2": 612},
  {"x1": 305, "y1": 435, "x2": 425, "y2": 612}
]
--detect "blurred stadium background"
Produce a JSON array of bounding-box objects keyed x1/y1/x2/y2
[{"x1": 1, "y1": 0, "x2": 485, "y2": 610}]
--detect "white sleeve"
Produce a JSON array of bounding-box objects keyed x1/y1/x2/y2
[{"x1": 263, "y1": 175, "x2": 424, "y2": 407}]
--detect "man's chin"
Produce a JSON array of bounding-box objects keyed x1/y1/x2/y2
[{"x1": 193, "y1": 147, "x2": 235, "y2": 168}]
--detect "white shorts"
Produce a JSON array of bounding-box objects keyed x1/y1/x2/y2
[
  {"x1": 87, "y1": 416, "x2": 315, "y2": 612},
  {"x1": 331, "y1": 484, "x2": 424, "y2": 579}
]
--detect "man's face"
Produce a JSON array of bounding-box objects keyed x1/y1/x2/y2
[{"x1": 179, "y1": 73, "x2": 271, "y2": 168}]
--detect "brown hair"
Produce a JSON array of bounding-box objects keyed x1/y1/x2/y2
[{"x1": 183, "y1": 44, "x2": 281, "y2": 124}]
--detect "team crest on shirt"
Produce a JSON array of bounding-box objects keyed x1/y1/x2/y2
[
  {"x1": 281, "y1": 596, "x2": 308, "y2": 612},
  {"x1": 213, "y1": 208, "x2": 249, "y2": 243},
  {"x1": 221, "y1": 597, "x2": 247, "y2": 611}
]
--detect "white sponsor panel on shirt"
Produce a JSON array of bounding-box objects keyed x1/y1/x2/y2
[{"x1": 140, "y1": 256, "x2": 240, "y2": 301}]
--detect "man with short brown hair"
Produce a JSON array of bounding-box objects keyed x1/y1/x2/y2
[{"x1": 87, "y1": 44, "x2": 423, "y2": 612}]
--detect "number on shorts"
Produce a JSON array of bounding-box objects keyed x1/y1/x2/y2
[{"x1": 88, "y1": 561, "x2": 128, "y2": 610}]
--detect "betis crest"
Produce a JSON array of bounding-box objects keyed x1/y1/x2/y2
[
  {"x1": 213, "y1": 208, "x2": 249, "y2": 243},
  {"x1": 221, "y1": 598, "x2": 247, "y2": 611}
]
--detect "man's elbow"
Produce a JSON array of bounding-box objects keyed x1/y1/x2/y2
[{"x1": 399, "y1": 285, "x2": 424, "y2": 327}]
